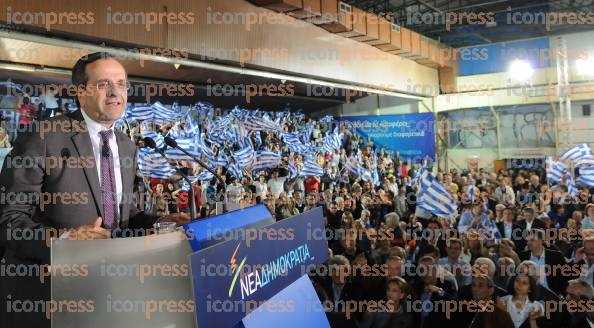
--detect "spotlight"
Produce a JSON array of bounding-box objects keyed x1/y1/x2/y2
[
  {"x1": 174, "y1": 63, "x2": 181, "y2": 70},
  {"x1": 576, "y1": 57, "x2": 594, "y2": 76},
  {"x1": 509, "y1": 60, "x2": 534, "y2": 81}
]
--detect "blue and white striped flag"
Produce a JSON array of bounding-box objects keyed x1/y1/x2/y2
[
  {"x1": 233, "y1": 145, "x2": 255, "y2": 168},
  {"x1": 344, "y1": 155, "x2": 361, "y2": 176},
  {"x1": 560, "y1": 144, "x2": 594, "y2": 163},
  {"x1": 197, "y1": 170, "x2": 214, "y2": 181},
  {"x1": 417, "y1": 169, "x2": 458, "y2": 219},
  {"x1": 252, "y1": 151, "x2": 281, "y2": 171},
  {"x1": 181, "y1": 176, "x2": 198, "y2": 191},
  {"x1": 288, "y1": 153, "x2": 298, "y2": 179},
  {"x1": 214, "y1": 151, "x2": 228, "y2": 167},
  {"x1": 282, "y1": 132, "x2": 309, "y2": 154},
  {"x1": 566, "y1": 171, "x2": 579, "y2": 196},
  {"x1": 227, "y1": 163, "x2": 243, "y2": 179},
  {"x1": 152, "y1": 101, "x2": 180, "y2": 122},
  {"x1": 198, "y1": 133, "x2": 216, "y2": 165},
  {"x1": 164, "y1": 137, "x2": 200, "y2": 161},
  {"x1": 241, "y1": 115, "x2": 282, "y2": 132},
  {"x1": 137, "y1": 149, "x2": 175, "y2": 179},
  {"x1": 577, "y1": 165, "x2": 594, "y2": 187},
  {"x1": 323, "y1": 127, "x2": 342, "y2": 152},
  {"x1": 300, "y1": 157, "x2": 323, "y2": 177},
  {"x1": 546, "y1": 156, "x2": 566, "y2": 183},
  {"x1": 467, "y1": 184, "x2": 476, "y2": 203},
  {"x1": 126, "y1": 104, "x2": 153, "y2": 121},
  {"x1": 407, "y1": 165, "x2": 427, "y2": 187}
]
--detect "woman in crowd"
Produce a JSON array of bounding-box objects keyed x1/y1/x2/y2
[{"x1": 497, "y1": 274, "x2": 544, "y2": 328}]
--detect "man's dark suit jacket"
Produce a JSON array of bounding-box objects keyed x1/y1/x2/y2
[
  {"x1": 516, "y1": 218, "x2": 547, "y2": 232},
  {"x1": 496, "y1": 221, "x2": 526, "y2": 251},
  {"x1": 0, "y1": 110, "x2": 157, "y2": 327},
  {"x1": 519, "y1": 249, "x2": 568, "y2": 296}
]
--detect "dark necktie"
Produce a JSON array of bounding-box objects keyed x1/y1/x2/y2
[{"x1": 100, "y1": 130, "x2": 119, "y2": 228}]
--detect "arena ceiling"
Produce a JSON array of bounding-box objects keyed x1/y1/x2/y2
[{"x1": 344, "y1": 0, "x2": 594, "y2": 47}]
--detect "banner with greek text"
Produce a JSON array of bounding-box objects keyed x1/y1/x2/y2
[{"x1": 340, "y1": 113, "x2": 436, "y2": 161}]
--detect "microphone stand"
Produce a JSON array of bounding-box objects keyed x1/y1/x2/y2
[{"x1": 164, "y1": 137, "x2": 227, "y2": 216}]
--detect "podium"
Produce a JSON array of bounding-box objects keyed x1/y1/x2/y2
[{"x1": 51, "y1": 205, "x2": 330, "y2": 328}]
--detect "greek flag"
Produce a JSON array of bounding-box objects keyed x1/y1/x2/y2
[
  {"x1": 164, "y1": 137, "x2": 200, "y2": 161},
  {"x1": 417, "y1": 169, "x2": 458, "y2": 219},
  {"x1": 152, "y1": 101, "x2": 180, "y2": 122},
  {"x1": 227, "y1": 163, "x2": 243, "y2": 179},
  {"x1": 300, "y1": 157, "x2": 324, "y2": 177},
  {"x1": 186, "y1": 112, "x2": 199, "y2": 135},
  {"x1": 126, "y1": 104, "x2": 153, "y2": 121},
  {"x1": 282, "y1": 132, "x2": 309, "y2": 154},
  {"x1": 252, "y1": 151, "x2": 281, "y2": 171},
  {"x1": 344, "y1": 155, "x2": 361, "y2": 176},
  {"x1": 233, "y1": 145, "x2": 255, "y2": 168},
  {"x1": 546, "y1": 156, "x2": 566, "y2": 183},
  {"x1": 214, "y1": 151, "x2": 229, "y2": 167},
  {"x1": 577, "y1": 165, "x2": 594, "y2": 187},
  {"x1": 370, "y1": 153, "x2": 380, "y2": 186},
  {"x1": 560, "y1": 144, "x2": 594, "y2": 163},
  {"x1": 197, "y1": 169, "x2": 214, "y2": 181},
  {"x1": 288, "y1": 153, "x2": 298, "y2": 179},
  {"x1": 137, "y1": 149, "x2": 175, "y2": 179},
  {"x1": 198, "y1": 133, "x2": 216, "y2": 166},
  {"x1": 467, "y1": 185, "x2": 476, "y2": 203},
  {"x1": 302, "y1": 123, "x2": 314, "y2": 144},
  {"x1": 566, "y1": 171, "x2": 579, "y2": 196},
  {"x1": 323, "y1": 127, "x2": 342, "y2": 152},
  {"x1": 407, "y1": 165, "x2": 427, "y2": 187},
  {"x1": 241, "y1": 115, "x2": 282, "y2": 132},
  {"x1": 181, "y1": 176, "x2": 198, "y2": 191}
]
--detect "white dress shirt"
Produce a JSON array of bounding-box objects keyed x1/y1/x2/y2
[
  {"x1": 500, "y1": 295, "x2": 544, "y2": 328},
  {"x1": 81, "y1": 109, "x2": 123, "y2": 210},
  {"x1": 529, "y1": 250, "x2": 549, "y2": 289}
]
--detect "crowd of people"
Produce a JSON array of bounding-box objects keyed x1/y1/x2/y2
[
  {"x1": 5, "y1": 99, "x2": 594, "y2": 328},
  {"x1": 115, "y1": 107, "x2": 594, "y2": 328}
]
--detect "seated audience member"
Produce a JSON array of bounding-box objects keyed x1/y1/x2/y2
[
  {"x1": 497, "y1": 273, "x2": 545, "y2": 328},
  {"x1": 359, "y1": 276, "x2": 415, "y2": 328},
  {"x1": 453, "y1": 275, "x2": 515, "y2": 328},
  {"x1": 519, "y1": 229, "x2": 568, "y2": 296}
]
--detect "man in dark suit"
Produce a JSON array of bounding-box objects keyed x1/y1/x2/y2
[
  {"x1": 519, "y1": 229, "x2": 568, "y2": 296},
  {"x1": 497, "y1": 207, "x2": 526, "y2": 251},
  {"x1": 314, "y1": 254, "x2": 363, "y2": 327},
  {"x1": 515, "y1": 207, "x2": 546, "y2": 255},
  {"x1": 0, "y1": 53, "x2": 189, "y2": 327}
]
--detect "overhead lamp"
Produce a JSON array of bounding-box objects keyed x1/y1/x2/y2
[
  {"x1": 509, "y1": 60, "x2": 534, "y2": 82},
  {"x1": 576, "y1": 57, "x2": 594, "y2": 76}
]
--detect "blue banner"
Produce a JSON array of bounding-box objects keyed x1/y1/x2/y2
[
  {"x1": 341, "y1": 113, "x2": 435, "y2": 161},
  {"x1": 188, "y1": 207, "x2": 327, "y2": 328}
]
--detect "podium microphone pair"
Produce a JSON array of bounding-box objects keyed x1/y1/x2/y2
[{"x1": 142, "y1": 136, "x2": 226, "y2": 219}]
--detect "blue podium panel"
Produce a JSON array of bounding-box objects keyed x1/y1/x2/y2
[
  {"x1": 242, "y1": 275, "x2": 330, "y2": 328},
  {"x1": 188, "y1": 207, "x2": 328, "y2": 328},
  {"x1": 182, "y1": 204, "x2": 274, "y2": 251}
]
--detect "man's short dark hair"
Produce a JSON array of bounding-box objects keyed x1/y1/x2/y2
[
  {"x1": 72, "y1": 52, "x2": 117, "y2": 86},
  {"x1": 71, "y1": 52, "x2": 118, "y2": 109}
]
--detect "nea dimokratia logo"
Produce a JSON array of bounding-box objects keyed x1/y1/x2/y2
[{"x1": 227, "y1": 242, "x2": 312, "y2": 300}]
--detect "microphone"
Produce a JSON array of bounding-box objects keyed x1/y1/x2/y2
[
  {"x1": 164, "y1": 136, "x2": 225, "y2": 187},
  {"x1": 142, "y1": 137, "x2": 158, "y2": 150},
  {"x1": 142, "y1": 136, "x2": 197, "y2": 219}
]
